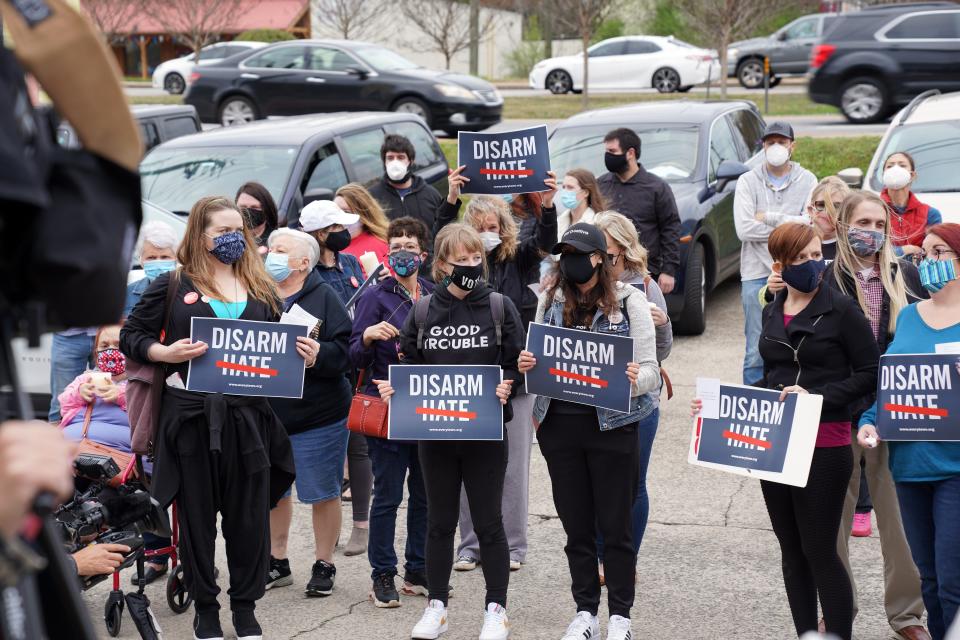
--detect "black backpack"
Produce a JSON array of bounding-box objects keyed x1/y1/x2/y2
[{"x1": 414, "y1": 292, "x2": 505, "y2": 350}]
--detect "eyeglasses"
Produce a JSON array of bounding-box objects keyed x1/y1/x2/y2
[
  {"x1": 606, "y1": 252, "x2": 622, "y2": 266},
  {"x1": 910, "y1": 249, "x2": 957, "y2": 266},
  {"x1": 813, "y1": 201, "x2": 844, "y2": 213}
]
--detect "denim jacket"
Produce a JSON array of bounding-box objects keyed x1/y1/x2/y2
[{"x1": 531, "y1": 282, "x2": 660, "y2": 431}]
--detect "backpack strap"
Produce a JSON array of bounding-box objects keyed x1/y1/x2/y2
[
  {"x1": 414, "y1": 294, "x2": 433, "y2": 350},
  {"x1": 490, "y1": 292, "x2": 504, "y2": 347}
]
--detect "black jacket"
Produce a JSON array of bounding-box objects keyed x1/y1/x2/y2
[
  {"x1": 399, "y1": 283, "x2": 523, "y2": 422},
  {"x1": 369, "y1": 174, "x2": 460, "y2": 235},
  {"x1": 598, "y1": 165, "x2": 682, "y2": 278},
  {"x1": 269, "y1": 271, "x2": 353, "y2": 435},
  {"x1": 759, "y1": 284, "x2": 880, "y2": 422}
]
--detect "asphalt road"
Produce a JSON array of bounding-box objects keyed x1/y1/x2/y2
[{"x1": 83, "y1": 281, "x2": 902, "y2": 640}]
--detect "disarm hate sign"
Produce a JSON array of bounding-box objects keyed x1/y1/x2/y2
[
  {"x1": 458, "y1": 125, "x2": 550, "y2": 195},
  {"x1": 688, "y1": 383, "x2": 822, "y2": 487},
  {"x1": 524, "y1": 323, "x2": 633, "y2": 413},
  {"x1": 877, "y1": 353, "x2": 960, "y2": 440},
  {"x1": 388, "y1": 365, "x2": 503, "y2": 440},
  {"x1": 187, "y1": 318, "x2": 307, "y2": 398}
]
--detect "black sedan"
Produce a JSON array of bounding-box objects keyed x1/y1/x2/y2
[
  {"x1": 184, "y1": 40, "x2": 503, "y2": 135},
  {"x1": 550, "y1": 100, "x2": 766, "y2": 334}
]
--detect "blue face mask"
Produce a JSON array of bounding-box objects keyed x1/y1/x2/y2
[
  {"x1": 142, "y1": 259, "x2": 175, "y2": 280},
  {"x1": 209, "y1": 231, "x2": 246, "y2": 265},
  {"x1": 559, "y1": 190, "x2": 580, "y2": 210},
  {"x1": 501, "y1": 194, "x2": 514, "y2": 204},
  {"x1": 265, "y1": 252, "x2": 293, "y2": 282},
  {"x1": 781, "y1": 258, "x2": 827, "y2": 293},
  {"x1": 846, "y1": 227, "x2": 885, "y2": 258},
  {"x1": 919, "y1": 258, "x2": 959, "y2": 293}
]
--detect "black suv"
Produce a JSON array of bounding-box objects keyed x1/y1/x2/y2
[{"x1": 808, "y1": 2, "x2": 960, "y2": 123}]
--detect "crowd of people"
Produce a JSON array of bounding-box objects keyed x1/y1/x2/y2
[{"x1": 29, "y1": 122, "x2": 960, "y2": 640}]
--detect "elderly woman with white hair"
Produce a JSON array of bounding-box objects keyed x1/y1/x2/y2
[
  {"x1": 262, "y1": 228, "x2": 355, "y2": 599},
  {"x1": 124, "y1": 220, "x2": 181, "y2": 317}
]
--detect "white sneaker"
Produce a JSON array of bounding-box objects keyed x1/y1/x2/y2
[
  {"x1": 606, "y1": 615, "x2": 633, "y2": 640},
  {"x1": 411, "y1": 600, "x2": 448, "y2": 639},
  {"x1": 479, "y1": 603, "x2": 509, "y2": 640},
  {"x1": 561, "y1": 611, "x2": 600, "y2": 640},
  {"x1": 453, "y1": 556, "x2": 478, "y2": 571},
  {"x1": 509, "y1": 559, "x2": 522, "y2": 571}
]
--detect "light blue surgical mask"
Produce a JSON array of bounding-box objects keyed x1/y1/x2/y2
[
  {"x1": 559, "y1": 190, "x2": 580, "y2": 210},
  {"x1": 265, "y1": 252, "x2": 293, "y2": 282},
  {"x1": 919, "y1": 257, "x2": 959, "y2": 293},
  {"x1": 501, "y1": 194, "x2": 514, "y2": 204},
  {"x1": 142, "y1": 259, "x2": 175, "y2": 281}
]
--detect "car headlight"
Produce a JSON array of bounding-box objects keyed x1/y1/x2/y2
[{"x1": 434, "y1": 84, "x2": 479, "y2": 100}]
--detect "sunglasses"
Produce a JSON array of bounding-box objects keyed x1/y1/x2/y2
[{"x1": 812, "y1": 201, "x2": 844, "y2": 213}]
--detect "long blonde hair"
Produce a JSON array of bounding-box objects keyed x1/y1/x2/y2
[
  {"x1": 177, "y1": 196, "x2": 280, "y2": 313},
  {"x1": 593, "y1": 210, "x2": 649, "y2": 275},
  {"x1": 809, "y1": 176, "x2": 851, "y2": 230},
  {"x1": 463, "y1": 196, "x2": 519, "y2": 262},
  {"x1": 336, "y1": 183, "x2": 390, "y2": 241},
  {"x1": 833, "y1": 191, "x2": 908, "y2": 333},
  {"x1": 431, "y1": 223, "x2": 488, "y2": 283}
]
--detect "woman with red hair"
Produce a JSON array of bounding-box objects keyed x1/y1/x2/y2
[{"x1": 859, "y1": 223, "x2": 960, "y2": 640}]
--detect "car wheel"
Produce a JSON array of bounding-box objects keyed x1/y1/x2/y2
[
  {"x1": 163, "y1": 72, "x2": 185, "y2": 95},
  {"x1": 737, "y1": 59, "x2": 765, "y2": 89},
  {"x1": 840, "y1": 76, "x2": 889, "y2": 124},
  {"x1": 674, "y1": 242, "x2": 707, "y2": 336},
  {"x1": 218, "y1": 96, "x2": 258, "y2": 126},
  {"x1": 652, "y1": 67, "x2": 681, "y2": 93},
  {"x1": 393, "y1": 97, "x2": 432, "y2": 128},
  {"x1": 545, "y1": 69, "x2": 572, "y2": 94},
  {"x1": 677, "y1": 85, "x2": 694, "y2": 93}
]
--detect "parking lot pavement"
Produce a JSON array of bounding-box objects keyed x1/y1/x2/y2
[{"x1": 84, "y1": 281, "x2": 897, "y2": 639}]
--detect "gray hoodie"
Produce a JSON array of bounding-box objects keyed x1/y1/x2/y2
[{"x1": 734, "y1": 162, "x2": 817, "y2": 281}]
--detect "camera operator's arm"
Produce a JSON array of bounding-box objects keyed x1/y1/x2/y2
[
  {"x1": 0, "y1": 422, "x2": 76, "y2": 538},
  {"x1": 71, "y1": 544, "x2": 130, "y2": 577}
]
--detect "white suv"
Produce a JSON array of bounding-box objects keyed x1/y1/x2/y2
[
  {"x1": 842, "y1": 90, "x2": 960, "y2": 222},
  {"x1": 152, "y1": 41, "x2": 266, "y2": 94}
]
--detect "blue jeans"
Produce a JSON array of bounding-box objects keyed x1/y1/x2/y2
[
  {"x1": 741, "y1": 278, "x2": 766, "y2": 386},
  {"x1": 597, "y1": 407, "x2": 660, "y2": 560},
  {"x1": 896, "y1": 477, "x2": 960, "y2": 640},
  {"x1": 48, "y1": 332, "x2": 94, "y2": 422},
  {"x1": 367, "y1": 437, "x2": 427, "y2": 579}
]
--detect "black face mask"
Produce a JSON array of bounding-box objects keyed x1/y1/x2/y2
[
  {"x1": 241, "y1": 206, "x2": 266, "y2": 229},
  {"x1": 604, "y1": 151, "x2": 629, "y2": 174},
  {"x1": 324, "y1": 229, "x2": 352, "y2": 252},
  {"x1": 448, "y1": 264, "x2": 483, "y2": 291},
  {"x1": 560, "y1": 253, "x2": 598, "y2": 285}
]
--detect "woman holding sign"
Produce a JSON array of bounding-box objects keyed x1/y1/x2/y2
[
  {"x1": 375, "y1": 223, "x2": 524, "y2": 640},
  {"x1": 697, "y1": 222, "x2": 879, "y2": 640},
  {"x1": 121, "y1": 196, "x2": 313, "y2": 640},
  {"x1": 518, "y1": 222, "x2": 660, "y2": 640},
  {"x1": 858, "y1": 223, "x2": 960, "y2": 640}
]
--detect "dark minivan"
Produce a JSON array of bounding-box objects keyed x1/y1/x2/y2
[{"x1": 550, "y1": 100, "x2": 765, "y2": 334}]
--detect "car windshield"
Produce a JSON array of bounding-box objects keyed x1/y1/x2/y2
[
  {"x1": 140, "y1": 146, "x2": 298, "y2": 215},
  {"x1": 870, "y1": 120, "x2": 960, "y2": 194},
  {"x1": 550, "y1": 124, "x2": 700, "y2": 182},
  {"x1": 353, "y1": 45, "x2": 421, "y2": 71}
]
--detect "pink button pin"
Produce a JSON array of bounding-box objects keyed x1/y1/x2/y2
[
  {"x1": 350, "y1": 276, "x2": 360, "y2": 288},
  {"x1": 184, "y1": 292, "x2": 199, "y2": 304}
]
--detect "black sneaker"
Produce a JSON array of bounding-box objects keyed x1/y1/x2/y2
[
  {"x1": 231, "y1": 609, "x2": 262, "y2": 640},
  {"x1": 371, "y1": 573, "x2": 400, "y2": 608},
  {"x1": 401, "y1": 569, "x2": 454, "y2": 598},
  {"x1": 265, "y1": 556, "x2": 292, "y2": 590},
  {"x1": 305, "y1": 560, "x2": 336, "y2": 597},
  {"x1": 193, "y1": 610, "x2": 224, "y2": 640}
]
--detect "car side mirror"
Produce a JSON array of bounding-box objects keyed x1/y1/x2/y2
[
  {"x1": 346, "y1": 67, "x2": 369, "y2": 79},
  {"x1": 838, "y1": 167, "x2": 864, "y2": 189},
  {"x1": 776, "y1": 31, "x2": 788, "y2": 41},
  {"x1": 716, "y1": 160, "x2": 750, "y2": 193}
]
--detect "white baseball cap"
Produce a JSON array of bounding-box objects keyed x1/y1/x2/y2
[{"x1": 298, "y1": 199, "x2": 359, "y2": 233}]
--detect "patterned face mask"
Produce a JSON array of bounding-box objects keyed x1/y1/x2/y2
[
  {"x1": 846, "y1": 227, "x2": 885, "y2": 257},
  {"x1": 209, "y1": 231, "x2": 246, "y2": 264},
  {"x1": 919, "y1": 257, "x2": 959, "y2": 293},
  {"x1": 96, "y1": 348, "x2": 126, "y2": 376},
  {"x1": 388, "y1": 250, "x2": 422, "y2": 278}
]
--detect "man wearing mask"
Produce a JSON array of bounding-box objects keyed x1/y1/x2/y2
[
  {"x1": 597, "y1": 127, "x2": 682, "y2": 295},
  {"x1": 368, "y1": 134, "x2": 463, "y2": 234},
  {"x1": 733, "y1": 121, "x2": 817, "y2": 386}
]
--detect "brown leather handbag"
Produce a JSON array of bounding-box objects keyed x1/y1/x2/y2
[
  {"x1": 74, "y1": 404, "x2": 133, "y2": 487},
  {"x1": 346, "y1": 370, "x2": 389, "y2": 439}
]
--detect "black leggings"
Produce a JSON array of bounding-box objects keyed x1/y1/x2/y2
[
  {"x1": 761, "y1": 445, "x2": 854, "y2": 640},
  {"x1": 419, "y1": 436, "x2": 509, "y2": 607},
  {"x1": 347, "y1": 431, "x2": 372, "y2": 522}
]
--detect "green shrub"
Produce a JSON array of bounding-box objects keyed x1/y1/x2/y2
[
  {"x1": 506, "y1": 17, "x2": 547, "y2": 78},
  {"x1": 592, "y1": 17, "x2": 625, "y2": 44},
  {"x1": 236, "y1": 29, "x2": 295, "y2": 43},
  {"x1": 644, "y1": 0, "x2": 702, "y2": 45}
]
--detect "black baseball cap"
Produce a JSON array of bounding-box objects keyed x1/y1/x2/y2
[
  {"x1": 551, "y1": 222, "x2": 607, "y2": 255},
  {"x1": 761, "y1": 121, "x2": 795, "y2": 141}
]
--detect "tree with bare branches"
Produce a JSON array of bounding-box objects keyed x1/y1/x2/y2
[
  {"x1": 405, "y1": 0, "x2": 496, "y2": 70},
  {"x1": 313, "y1": 0, "x2": 386, "y2": 40},
  {"x1": 80, "y1": 0, "x2": 146, "y2": 44},
  {"x1": 145, "y1": 0, "x2": 246, "y2": 61},
  {"x1": 674, "y1": 0, "x2": 809, "y2": 98},
  {"x1": 551, "y1": 0, "x2": 615, "y2": 108}
]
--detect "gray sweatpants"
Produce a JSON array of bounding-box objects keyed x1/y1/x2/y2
[{"x1": 456, "y1": 392, "x2": 534, "y2": 563}]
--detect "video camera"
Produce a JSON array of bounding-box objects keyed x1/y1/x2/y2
[{"x1": 55, "y1": 455, "x2": 171, "y2": 590}]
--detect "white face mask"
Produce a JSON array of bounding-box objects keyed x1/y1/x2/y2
[
  {"x1": 883, "y1": 165, "x2": 912, "y2": 191},
  {"x1": 479, "y1": 231, "x2": 502, "y2": 252},
  {"x1": 765, "y1": 143, "x2": 790, "y2": 168},
  {"x1": 385, "y1": 159, "x2": 409, "y2": 182}
]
